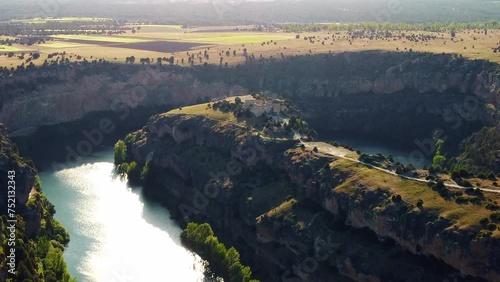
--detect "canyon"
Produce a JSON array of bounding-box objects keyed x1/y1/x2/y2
[
  {"x1": 119, "y1": 109, "x2": 500, "y2": 281},
  {"x1": 1, "y1": 51, "x2": 500, "y2": 281}
]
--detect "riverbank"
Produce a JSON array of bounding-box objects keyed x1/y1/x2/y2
[{"x1": 39, "y1": 148, "x2": 217, "y2": 282}]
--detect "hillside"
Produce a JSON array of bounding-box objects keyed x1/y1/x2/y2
[
  {"x1": 0, "y1": 124, "x2": 74, "y2": 281},
  {"x1": 115, "y1": 105, "x2": 500, "y2": 281}
]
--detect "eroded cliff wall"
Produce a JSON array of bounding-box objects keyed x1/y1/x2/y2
[{"x1": 125, "y1": 114, "x2": 499, "y2": 281}]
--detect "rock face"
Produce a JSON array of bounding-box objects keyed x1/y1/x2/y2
[
  {"x1": 0, "y1": 123, "x2": 74, "y2": 280},
  {"x1": 127, "y1": 113, "x2": 500, "y2": 282},
  {"x1": 0, "y1": 124, "x2": 36, "y2": 212},
  {"x1": 1, "y1": 52, "x2": 498, "y2": 141},
  {"x1": 0, "y1": 64, "x2": 247, "y2": 136}
]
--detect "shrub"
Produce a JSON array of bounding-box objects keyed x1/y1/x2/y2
[
  {"x1": 459, "y1": 169, "x2": 471, "y2": 178},
  {"x1": 127, "y1": 161, "x2": 142, "y2": 184},
  {"x1": 391, "y1": 194, "x2": 402, "y2": 203},
  {"x1": 114, "y1": 140, "x2": 127, "y2": 165},
  {"x1": 480, "y1": 217, "x2": 490, "y2": 226},
  {"x1": 491, "y1": 212, "x2": 500, "y2": 222},
  {"x1": 405, "y1": 163, "x2": 416, "y2": 172},
  {"x1": 487, "y1": 223, "x2": 497, "y2": 231},
  {"x1": 396, "y1": 165, "x2": 405, "y2": 175},
  {"x1": 469, "y1": 196, "x2": 482, "y2": 205},
  {"x1": 433, "y1": 155, "x2": 446, "y2": 167},
  {"x1": 488, "y1": 172, "x2": 496, "y2": 180},
  {"x1": 182, "y1": 223, "x2": 259, "y2": 282},
  {"x1": 485, "y1": 203, "x2": 500, "y2": 211},
  {"x1": 435, "y1": 180, "x2": 445, "y2": 190},
  {"x1": 416, "y1": 199, "x2": 424, "y2": 207},
  {"x1": 459, "y1": 179, "x2": 473, "y2": 188}
]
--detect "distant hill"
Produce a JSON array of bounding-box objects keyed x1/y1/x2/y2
[{"x1": 1, "y1": 0, "x2": 499, "y2": 24}]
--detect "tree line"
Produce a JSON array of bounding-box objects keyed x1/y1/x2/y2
[
  {"x1": 181, "y1": 223, "x2": 260, "y2": 282},
  {"x1": 281, "y1": 20, "x2": 500, "y2": 33}
]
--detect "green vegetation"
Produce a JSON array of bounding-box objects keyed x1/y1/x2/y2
[
  {"x1": 332, "y1": 158, "x2": 498, "y2": 236},
  {"x1": 282, "y1": 21, "x2": 500, "y2": 33},
  {"x1": 181, "y1": 223, "x2": 259, "y2": 282},
  {"x1": 114, "y1": 138, "x2": 145, "y2": 184},
  {"x1": 52, "y1": 34, "x2": 152, "y2": 43},
  {"x1": 454, "y1": 127, "x2": 500, "y2": 174},
  {"x1": 432, "y1": 139, "x2": 447, "y2": 169},
  {"x1": 0, "y1": 124, "x2": 75, "y2": 282},
  {"x1": 180, "y1": 35, "x2": 288, "y2": 44},
  {"x1": 114, "y1": 140, "x2": 127, "y2": 165},
  {"x1": 11, "y1": 17, "x2": 111, "y2": 24}
]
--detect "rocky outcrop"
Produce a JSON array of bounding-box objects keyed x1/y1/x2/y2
[
  {"x1": 1, "y1": 52, "x2": 498, "y2": 141},
  {"x1": 127, "y1": 113, "x2": 498, "y2": 281},
  {"x1": 0, "y1": 124, "x2": 36, "y2": 211},
  {"x1": 0, "y1": 65, "x2": 247, "y2": 136},
  {"x1": 0, "y1": 123, "x2": 74, "y2": 281}
]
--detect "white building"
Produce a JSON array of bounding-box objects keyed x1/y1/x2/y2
[{"x1": 242, "y1": 97, "x2": 282, "y2": 117}]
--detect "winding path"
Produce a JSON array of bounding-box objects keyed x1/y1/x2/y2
[{"x1": 300, "y1": 140, "x2": 500, "y2": 194}]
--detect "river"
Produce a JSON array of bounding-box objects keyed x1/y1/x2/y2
[
  {"x1": 325, "y1": 134, "x2": 432, "y2": 168},
  {"x1": 39, "y1": 148, "x2": 216, "y2": 282}
]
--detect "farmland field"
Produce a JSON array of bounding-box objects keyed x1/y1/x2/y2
[
  {"x1": 52, "y1": 34, "x2": 153, "y2": 44},
  {"x1": 10, "y1": 17, "x2": 111, "y2": 23},
  {"x1": 0, "y1": 21, "x2": 499, "y2": 68},
  {"x1": 113, "y1": 41, "x2": 207, "y2": 53}
]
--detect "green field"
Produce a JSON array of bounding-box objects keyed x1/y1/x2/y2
[
  {"x1": 126, "y1": 24, "x2": 184, "y2": 29},
  {"x1": 41, "y1": 41, "x2": 94, "y2": 49},
  {"x1": 0, "y1": 45, "x2": 26, "y2": 52},
  {"x1": 11, "y1": 17, "x2": 110, "y2": 24},
  {"x1": 52, "y1": 34, "x2": 153, "y2": 43},
  {"x1": 179, "y1": 34, "x2": 292, "y2": 44}
]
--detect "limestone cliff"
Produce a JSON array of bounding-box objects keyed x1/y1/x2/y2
[
  {"x1": 0, "y1": 123, "x2": 74, "y2": 281},
  {"x1": 1, "y1": 52, "x2": 498, "y2": 141},
  {"x1": 0, "y1": 64, "x2": 247, "y2": 136},
  {"x1": 126, "y1": 113, "x2": 499, "y2": 282}
]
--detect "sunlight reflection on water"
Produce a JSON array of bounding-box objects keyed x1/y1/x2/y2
[{"x1": 40, "y1": 150, "x2": 214, "y2": 282}]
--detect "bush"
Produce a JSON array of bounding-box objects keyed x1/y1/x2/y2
[
  {"x1": 487, "y1": 223, "x2": 497, "y2": 231},
  {"x1": 405, "y1": 163, "x2": 416, "y2": 172},
  {"x1": 182, "y1": 223, "x2": 259, "y2": 282},
  {"x1": 480, "y1": 217, "x2": 490, "y2": 226},
  {"x1": 491, "y1": 212, "x2": 500, "y2": 222},
  {"x1": 459, "y1": 179, "x2": 473, "y2": 188},
  {"x1": 485, "y1": 203, "x2": 500, "y2": 211},
  {"x1": 435, "y1": 180, "x2": 445, "y2": 190},
  {"x1": 488, "y1": 172, "x2": 496, "y2": 180},
  {"x1": 433, "y1": 155, "x2": 446, "y2": 167},
  {"x1": 392, "y1": 194, "x2": 402, "y2": 203},
  {"x1": 396, "y1": 165, "x2": 405, "y2": 175},
  {"x1": 127, "y1": 161, "x2": 142, "y2": 184},
  {"x1": 114, "y1": 140, "x2": 127, "y2": 165},
  {"x1": 416, "y1": 199, "x2": 424, "y2": 207}
]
